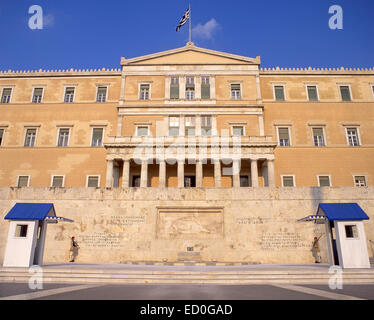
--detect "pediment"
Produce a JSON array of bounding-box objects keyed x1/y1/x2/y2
[{"x1": 122, "y1": 43, "x2": 260, "y2": 66}]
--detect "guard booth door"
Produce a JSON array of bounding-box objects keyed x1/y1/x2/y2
[
  {"x1": 33, "y1": 221, "x2": 47, "y2": 265},
  {"x1": 329, "y1": 221, "x2": 340, "y2": 266}
]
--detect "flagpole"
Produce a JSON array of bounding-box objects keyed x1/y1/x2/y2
[{"x1": 189, "y1": 3, "x2": 192, "y2": 43}]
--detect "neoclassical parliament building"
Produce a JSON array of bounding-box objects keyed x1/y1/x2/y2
[{"x1": 0, "y1": 43, "x2": 373, "y2": 265}]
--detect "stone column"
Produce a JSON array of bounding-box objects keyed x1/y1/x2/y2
[
  {"x1": 140, "y1": 160, "x2": 148, "y2": 188},
  {"x1": 159, "y1": 160, "x2": 166, "y2": 188},
  {"x1": 214, "y1": 159, "x2": 221, "y2": 188},
  {"x1": 233, "y1": 159, "x2": 241, "y2": 188},
  {"x1": 105, "y1": 159, "x2": 114, "y2": 188},
  {"x1": 251, "y1": 159, "x2": 259, "y2": 188},
  {"x1": 196, "y1": 159, "x2": 203, "y2": 188},
  {"x1": 122, "y1": 159, "x2": 130, "y2": 188},
  {"x1": 267, "y1": 159, "x2": 275, "y2": 187},
  {"x1": 177, "y1": 160, "x2": 184, "y2": 188}
]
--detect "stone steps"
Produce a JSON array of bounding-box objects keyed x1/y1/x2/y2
[{"x1": 1, "y1": 267, "x2": 374, "y2": 285}]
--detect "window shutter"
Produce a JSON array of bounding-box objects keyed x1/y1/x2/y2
[
  {"x1": 319, "y1": 176, "x2": 330, "y2": 187},
  {"x1": 18, "y1": 176, "x2": 29, "y2": 187},
  {"x1": 340, "y1": 86, "x2": 351, "y2": 101},
  {"x1": 283, "y1": 176, "x2": 294, "y2": 187},
  {"x1": 307, "y1": 86, "x2": 318, "y2": 101},
  {"x1": 274, "y1": 86, "x2": 285, "y2": 101},
  {"x1": 2, "y1": 88, "x2": 12, "y2": 96},
  {"x1": 313, "y1": 128, "x2": 323, "y2": 137},
  {"x1": 278, "y1": 128, "x2": 289, "y2": 140},
  {"x1": 170, "y1": 85, "x2": 179, "y2": 99},
  {"x1": 52, "y1": 176, "x2": 64, "y2": 187},
  {"x1": 34, "y1": 88, "x2": 43, "y2": 96},
  {"x1": 201, "y1": 84, "x2": 210, "y2": 99},
  {"x1": 88, "y1": 176, "x2": 99, "y2": 187}
]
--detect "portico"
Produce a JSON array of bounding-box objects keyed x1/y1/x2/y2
[{"x1": 104, "y1": 136, "x2": 276, "y2": 188}]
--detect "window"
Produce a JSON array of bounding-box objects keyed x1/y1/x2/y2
[
  {"x1": 64, "y1": 87, "x2": 75, "y2": 103},
  {"x1": 186, "y1": 88, "x2": 195, "y2": 100},
  {"x1": 185, "y1": 116, "x2": 196, "y2": 136},
  {"x1": 91, "y1": 128, "x2": 103, "y2": 147},
  {"x1": 318, "y1": 176, "x2": 331, "y2": 187},
  {"x1": 137, "y1": 126, "x2": 149, "y2": 137},
  {"x1": 346, "y1": 128, "x2": 360, "y2": 146},
  {"x1": 184, "y1": 176, "x2": 196, "y2": 188},
  {"x1": 312, "y1": 128, "x2": 325, "y2": 146},
  {"x1": 0, "y1": 129, "x2": 4, "y2": 146},
  {"x1": 57, "y1": 128, "x2": 70, "y2": 147},
  {"x1": 201, "y1": 116, "x2": 212, "y2": 136},
  {"x1": 15, "y1": 224, "x2": 28, "y2": 238},
  {"x1": 278, "y1": 127, "x2": 290, "y2": 146},
  {"x1": 240, "y1": 176, "x2": 250, "y2": 187},
  {"x1": 96, "y1": 86, "x2": 107, "y2": 102},
  {"x1": 201, "y1": 77, "x2": 210, "y2": 99},
  {"x1": 32, "y1": 88, "x2": 43, "y2": 103},
  {"x1": 282, "y1": 176, "x2": 295, "y2": 187},
  {"x1": 87, "y1": 176, "x2": 99, "y2": 187},
  {"x1": 186, "y1": 77, "x2": 195, "y2": 100},
  {"x1": 170, "y1": 77, "x2": 179, "y2": 99},
  {"x1": 1, "y1": 88, "x2": 12, "y2": 104},
  {"x1": 231, "y1": 84, "x2": 241, "y2": 100},
  {"x1": 132, "y1": 176, "x2": 141, "y2": 188},
  {"x1": 307, "y1": 86, "x2": 319, "y2": 101},
  {"x1": 340, "y1": 85, "x2": 352, "y2": 101},
  {"x1": 17, "y1": 176, "x2": 29, "y2": 187},
  {"x1": 139, "y1": 84, "x2": 150, "y2": 100},
  {"x1": 345, "y1": 225, "x2": 358, "y2": 238},
  {"x1": 51, "y1": 175, "x2": 64, "y2": 187},
  {"x1": 354, "y1": 176, "x2": 367, "y2": 187},
  {"x1": 24, "y1": 129, "x2": 37, "y2": 147},
  {"x1": 274, "y1": 85, "x2": 285, "y2": 101},
  {"x1": 232, "y1": 126, "x2": 244, "y2": 136},
  {"x1": 169, "y1": 116, "x2": 180, "y2": 136}
]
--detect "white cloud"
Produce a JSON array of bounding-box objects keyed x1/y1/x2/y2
[
  {"x1": 43, "y1": 14, "x2": 55, "y2": 28},
  {"x1": 192, "y1": 18, "x2": 220, "y2": 40}
]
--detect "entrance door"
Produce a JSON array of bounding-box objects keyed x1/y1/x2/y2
[
  {"x1": 33, "y1": 221, "x2": 45, "y2": 265},
  {"x1": 329, "y1": 221, "x2": 340, "y2": 266}
]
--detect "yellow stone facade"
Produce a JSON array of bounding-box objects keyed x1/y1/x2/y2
[{"x1": 0, "y1": 43, "x2": 373, "y2": 264}]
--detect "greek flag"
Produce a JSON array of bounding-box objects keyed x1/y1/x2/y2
[{"x1": 176, "y1": 8, "x2": 190, "y2": 31}]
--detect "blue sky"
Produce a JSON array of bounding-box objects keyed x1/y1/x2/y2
[{"x1": 0, "y1": 0, "x2": 373, "y2": 70}]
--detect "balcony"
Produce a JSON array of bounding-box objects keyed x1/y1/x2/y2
[{"x1": 104, "y1": 135, "x2": 276, "y2": 148}]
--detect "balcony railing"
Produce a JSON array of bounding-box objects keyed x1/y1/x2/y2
[{"x1": 104, "y1": 135, "x2": 276, "y2": 147}]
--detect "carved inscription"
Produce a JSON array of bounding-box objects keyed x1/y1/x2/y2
[
  {"x1": 80, "y1": 232, "x2": 123, "y2": 248},
  {"x1": 109, "y1": 216, "x2": 145, "y2": 226},
  {"x1": 236, "y1": 217, "x2": 269, "y2": 225},
  {"x1": 261, "y1": 232, "x2": 308, "y2": 250}
]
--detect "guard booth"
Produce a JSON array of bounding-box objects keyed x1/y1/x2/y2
[
  {"x1": 298, "y1": 203, "x2": 371, "y2": 269},
  {"x1": 3, "y1": 203, "x2": 73, "y2": 267}
]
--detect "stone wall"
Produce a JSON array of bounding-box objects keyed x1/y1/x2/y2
[{"x1": 0, "y1": 187, "x2": 373, "y2": 265}]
